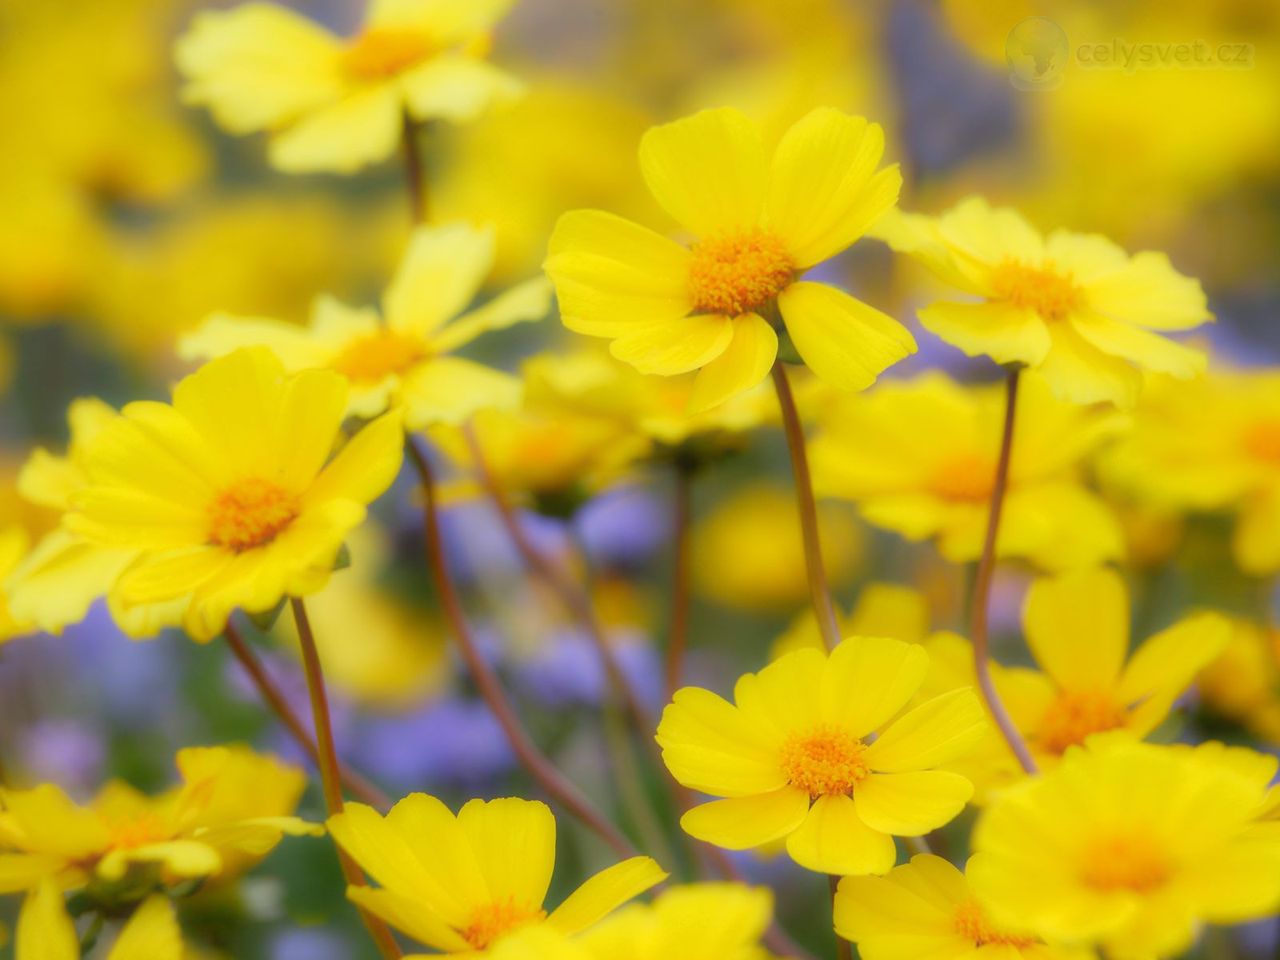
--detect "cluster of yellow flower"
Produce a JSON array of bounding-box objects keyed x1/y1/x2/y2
[{"x1": 3, "y1": 1, "x2": 1280, "y2": 959}]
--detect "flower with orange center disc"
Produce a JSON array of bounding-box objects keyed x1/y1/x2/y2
[
  {"x1": 327, "y1": 795, "x2": 665, "y2": 955},
  {"x1": 545, "y1": 106, "x2": 916, "y2": 413},
  {"x1": 656, "y1": 636, "x2": 987, "y2": 875},
  {"x1": 63, "y1": 348, "x2": 404, "y2": 641}
]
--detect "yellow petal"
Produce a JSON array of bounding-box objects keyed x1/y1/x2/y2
[
  {"x1": 7, "y1": 531, "x2": 134, "y2": 635},
  {"x1": 178, "y1": 313, "x2": 334, "y2": 370},
  {"x1": 1070, "y1": 312, "x2": 1205, "y2": 380},
  {"x1": 734, "y1": 647, "x2": 827, "y2": 736},
  {"x1": 399, "y1": 358, "x2": 521, "y2": 430},
  {"x1": 269, "y1": 85, "x2": 402, "y2": 174},
  {"x1": 936, "y1": 197, "x2": 1044, "y2": 267},
  {"x1": 609, "y1": 315, "x2": 733, "y2": 377},
  {"x1": 863, "y1": 689, "x2": 987, "y2": 772},
  {"x1": 115, "y1": 547, "x2": 232, "y2": 606},
  {"x1": 401, "y1": 56, "x2": 522, "y2": 123},
  {"x1": 820, "y1": 636, "x2": 929, "y2": 738},
  {"x1": 656, "y1": 687, "x2": 785, "y2": 797},
  {"x1": 1083, "y1": 251, "x2": 1211, "y2": 331},
  {"x1": 0, "y1": 855, "x2": 72, "y2": 895},
  {"x1": 834, "y1": 857, "x2": 957, "y2": 943},
  {"x1": 777, "y1": 282, "x2": 915, "y2": 391},
  {"x1": 431, "y1": 277, "x2": 552, "y2": 354},
  {"x1": 97, "y1": 841, "x2": 222, "y2": 882},
  {"x1": 385, "y1": 223, "x2": 495, "y2": 338},
  {"x1": 767, "y1": 109, "x2": 900, "y2": 268},
  {"x1": 1034, "y1": 324, "x2": 1143, "y2": 408},
  {"x1": 638, "y1": 107, "x2": 767, "y2": 236},
  {"x1": 1024, "y1": 568, "x2": 1128, "y2": 693},
  {"x1": 17, "y1": 880, "x2": 77, "y2": 960},
  {"x1": 307, "y1": 409, "x2": 405, "y2": 506},
  {"x1": 853, "y1": 771, "x2": 973, "y2": 836},
  {"x1": 1, "y1": 784, "x2": 110, "y2": 859},
  {"x1": 686, "y1": 313, "x2": 777, "y2": 414},
  {"x1": 1235, "y1": 489, "x2": 1280, "y2": 576},
  {"x1": 785, "y1": 794, "x2": 895, "y2": 876},
  {"x1": 546, "y1": 856, "x2": 667, "y2": 934},
  {"x1": 918, "y1": 300, "x2": 1051, "y2": 367},
  {"x1": 347, "y1": 885, "x2": 470, "y2": 952},
  {"x1": 1117, "y1": 612, "x2": 1230, "y2": 726},
  {"x1": 108, "y1": 895, "x2": 181, "y2": 960},
  {"x1": 679, "y1": 788, "x2": 809, "y2": 850},
  {"x1": 457, "y1": 798, "x2": 555, "y2": 912}
]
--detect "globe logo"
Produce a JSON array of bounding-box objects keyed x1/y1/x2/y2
[{"x1": 1006, "y1": 17, "x2": 1069, "y2": 90}]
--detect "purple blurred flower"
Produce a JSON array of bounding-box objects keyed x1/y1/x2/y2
[
  {"x1": 513, "y1": 627, "x2": 661, "y2": 710},
  {"x1": 16, "y1": 720, "x2": 106, "y2": 799},
  {"x1": 573, "y1": 488, "x2": 667, "y2": 570},
  {"x1": 271, "y1": 927, "x2": 352, "y2": 960},
  {"x1": 355, "y1": 697, "x2": 515, "y2": 791}
]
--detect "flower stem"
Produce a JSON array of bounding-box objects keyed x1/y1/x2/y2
[
  {"x1": 223, "y1": 620, "x2": 391, "y2": 810},
  {"x1": 665, "y1": 461, "x2": 694, "y2": 700},
  {"x1": 405, "y1": 435, "x2": 637, "y2": 860},
  {"x1": 402, "y1": 113, "x2": 428, "y2": 224},
  {"x1": 830, "y1": 875, "x2": 851, "y2": 960},
  {"x1": 771, "y1": 361, "x2": 840, "y2": 651},
  {"x1": 969, "y1": 370, "x2": 1038, "y2": 775},
  {"x1": 289, "y1": 598, "x2": 402, "y2": 960}
]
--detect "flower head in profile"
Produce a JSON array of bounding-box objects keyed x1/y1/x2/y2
[
  {"x1": 65, "y1": 348, "x2": 404, "y2": 641},
  {"x1": 545, "y1": 106, "x2": 915, "y2": 412},
  {"x1": 810, "y1": 372, "x2": 1125, "y2": 570},
  {"x1": 176, "y1": 0, "x2": 522, "y2": 173},
  {"x1": 327, "y1": 794, "x2": 666, "y2": 954},
  {"x1": 970, "y1": 739, "x2": 1280, "y2": 959},
  {"x1": 0, "y1": 745, "x2": 318, "y2": 895},
  {"x1": 578, "y1": 883, "x2": 772, "y2": 960},
  {"x1": 17, "y1": 884, "x2": 181, "y2": 960},
  {"x1": 181, "y1": 223, "x2": 551, "y2": 431},
  {"x1": 657, "y1": 637, "x2": 987, "y2": 875},
  {"x1": 877, "y1": 196, "x2": 1210, "y2": 407},
  {"x1": 836, "y1": 854, "x2": 1090, "y2": 960}
]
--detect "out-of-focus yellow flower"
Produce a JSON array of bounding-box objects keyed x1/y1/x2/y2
[
  {"x1": 691, "y1": 483, "x2": 862, "y2": 614},
  {"x1": 181, "y1": 223, "x2": 549, "y2": 429},
  {"x1": 970, "y1": 739, "x2": 1280, "y2": 959},
  {"x1": 810, "y1": 372, "x2": 1125, "y2": 570},
  {"x1": 658, "y1": 638, "x2": 986, "y2": 875},
  {"x1": 327, "y1": 795, "x2": 665, "y2": 953},
  {"x1": 0, "y1": 745, "x2": 318, "y2": 895},
  {"x1": 877, "y1": 197, "x2": 1211, "y2": 407},
  {"x1": 772, "y1": 581, "x2": 929, "y2": 659},
  {"x1": 546, "y1": 106, "x2": 914, "y2": 411},
  {"x1": 176, "y1": 0, "x2": 522, "y2": 174},
  {"x1": 0, "y1": 525, "x2": 33, "y2": 643},
  {"x1": 17, "y1": 883, "x2": 181, "y2": 960},
  {"x1": 1198, "y1": 618, "x2": 1280, "y2": 744},
  {"x1": 65, "y1": 349, "x2": 404, "y2": 641},
  {"x1": 836, "y1": 854, "x2": 1091, "y2": 960},
  {"x1": 1102, "y1": 368, "x2": 1280, "y2": 575},
  {"x1": 578, "y1": 883, "x2": 772, "y2": 960}
]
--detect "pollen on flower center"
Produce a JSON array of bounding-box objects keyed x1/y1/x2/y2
[
  {"x1": 331, "y1": 330, "x2": 428, "y2": 383},
  {"x1": 779, "y1": 725, "x2": 869, "y2": 798},
  {"x1": 461, "y1": 898, "x2": 547, "y2": 950},
  {"x1": 1037, "y1": 690, "x2": 1128, "y2": 755},
  {"x1": 989, "y1": 258, "x2": 1083, "y2": 322},
  {"x1": 931, "y1": 452, "x2": 996, "y2": 502},
  {"x1": 1243, "y1": 418, "x2": 1280, "y2": 464},
  {"x1": 1080, "y1": 833, "x2": 1172, "y2": 893},
  {"x1": 952, "y1": 899, "x2": 1037, "y2": 949},
  {"x1": 206, "y1": 478, "x2": 300, "y2": 552},
  {"x1": 342, "y1": 28, "x2": 435, "y2": 80},
  {"x1": 687, "y1": 229, "x2": 795, "y2": 316}
]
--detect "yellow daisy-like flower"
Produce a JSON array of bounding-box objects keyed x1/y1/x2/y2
[
  {"x1": 809, "y1": 372, "x2": 1125, "y2": 570},
  {"x1": 181, "y1": 223, "x2": 551, "y2": 431},
  {"x1": 0, "y1": 745, "x2": 319, "y2": 895},
  {"x1": 657, "y1": 637, "x2": 987, "y2": 875},
  {"x1": 64, "y1": 348, "x2": 404, "y2": 642},
  {"x1": 327, "y1": 795, "x2": 666, "y2": 954},
  {"x1": 577, "y1": 883, "x2": 772, "y2": 960},
  {"x1": 836, "y1": 854, "x2": 1091, "y2": 960},
  {"x1": 1102, "y1": 367, "x2": 1280, "y2": 575},
  {"x1": 175, "y1": 0, "x2": 522, "y2": 174},
  {"x1": 876, "y1": 196, "x2": 1211, "y2": 407},
  {"x1": 17, "y1": 884, "x2": 180, "y2": 960},
  {"x1": 970, "y1": 739, "x2": 1280, "y2": 959},
  {"x1": 545, "y1": 106, "x2": 915, "y2": 412},
  {"x1": 1198, "y1": 617, "x2": 1280, "y2": 744}
]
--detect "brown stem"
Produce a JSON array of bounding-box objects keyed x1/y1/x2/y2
[
  {"x1": 771, "y1": 361, "x2": 840, "y2": 651},
  {"x1": 665, "y1": 462, "x2": 694, "y2": 700},
  {"x1": 289, "y1": 599, "x2": 402, "y2": 960},
  {"x1": 830, "y1": 874, "x2": 852, "y2": 960},
  {"x1": 968, "y1": 370, "x2": 1038, "y2": 775},
  {"x1": 402, "y1": 113, "x2": 427, "y2": 224},
  {"x1": 404, "y1": 435, "x2": 636, "y2": 859},
  {"x1": 223, "y1": 621, "x2": 392, "y2": 810}
]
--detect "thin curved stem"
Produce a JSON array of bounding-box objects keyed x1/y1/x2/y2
[
  {"x1": 402, "y1": 113, "x2": 428, "y2": 224},
  {"x1": 968, "y1": 370, "x2": 1038, "y2": 775},
  {"x1": 665, "y1": 462, "x2": 694, "y2": 700},
  {"x1": 290, "y1": 598, "x2": 402, "y2": 960},
  {"x1": 223, "y1": 621, "x2": 392, "y2": 810},
  {"x1": 405, "y1": 435, "x2": 636, "y2": 860},
  {"x1": 771, "y1": 361, "x2": 840, "y2": 651}
]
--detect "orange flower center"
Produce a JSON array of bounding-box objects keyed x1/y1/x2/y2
[
  {"x1": 1036, "y1": 690, "x2": 1128, "y2": 755},
  {"x1": 331, "y1": 330, "x2": 428, "y2": 383},
  {"x1": 461, "y1": 898, "x2": 546, "y2": 950},
  {"x1": 687, "y1": 229, "x2": 794, "y2": 316},
  {"x1": 989, "y1": 258, "x2": 1083, "y2": 322},
  {"x1": 342, "y1": 28, "x2": 435, "y2": 80},
  {"x1": 1080, "y1": 833, "x2": 1172, "y2": 893},
  {"x1": 104, "y1": 812, "x2": 172, "y2": 851},
  {"x1": 1243, "y1": 418, "x2": 1280, "y2": 465},
  {"x1": 207, "y1": 478, "x2": 300, "y2": 552},
  {"x1": 779, "y1": 725, "x2": 869, "y2": 798},
  {"x1": 930, "y1": 451, "x2": 996, "y2": 502},
  {"x1": 952, "y1": 899, "x2": 1037, "y2": 949}
]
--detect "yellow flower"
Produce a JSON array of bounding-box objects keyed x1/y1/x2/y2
[
  {"x1": 64, "y1": 348, "x2": 404, "y2": 641},
  {"x1": 657, "y1": 638, "x2": 986, "y2": 875},
  {"x1": 0, "y1": 524, "x2": 33, "y2": 643},
  {"x1": 0, "y1": 745, "x2": 319, "y2": 894},
  {"x1": 577, "y1": 883, "x2": 772, "y2": 960},
  {"x1": 327, "y1": 795, "x2": 666, "y2": 953},
  {"x1": 181, "y1": 223, "x2": 550, "y2": 430},
  {"x1": 17, "y1": 883, "x2": 181, "y2": 960},
  {"x1": 810, "y1": 372, "x2": 1125, "y2": 570},
  {"x1": 1198, "y1": 618, "x2": 1280, "y2": 744},
  {"x1": 876, "y1": 196, "x2": 1210, "y2": 407},
  {"x1": 1102, "y1": 367, "x2": 1280, "y2": 575},
  {"x1": 970, "y1": 739, "x2": 1280, "y2": 959},
  {"x1": 545, "y1": 106, "x2": 915, "y2": 412},
  {"x1": 175, "y1": 0, "x2": 522, "y2": 174},
  {"x1": 836, "y1": 854, "x2": 1090, "y2": 960}
]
